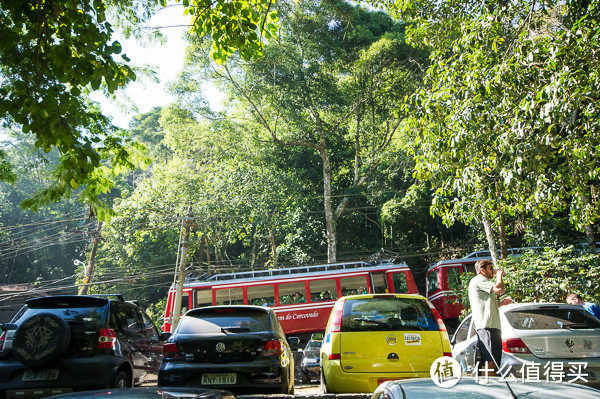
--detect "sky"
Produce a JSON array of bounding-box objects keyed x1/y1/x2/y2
[{"x1": 94, "y1": 4, "x2": 223, "y2": 129}]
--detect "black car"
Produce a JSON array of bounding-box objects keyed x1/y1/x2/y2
[
  {"x1": 0, "y1": 295, "x2": 167, "y2": 399},
  {"x1": 48, "y1": 387, "x2": 236, "y2": 399},
  {"x1": 299, "y1": 338, "x2": 321, "y2": 383},
  {"x1": 158, "y1": 305, "x2": 295, "y2": 395}
]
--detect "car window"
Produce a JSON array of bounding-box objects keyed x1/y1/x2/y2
[
  {"x1": 341, "y1": 297, "x2": 439, "y2": 332},
  {"x1": 306, "y1": 340, "x2": 322, "y2": 351},
  {"x1": 453, "y1": 316, "x2": 471, "y2": 343},
  {"x1": 139, "y1": 310, "x2": 160, "y2": 340},
  {"x1": 178, "y1": 309, "x2": 271, "y2": 334},
  {"x1": 116, "y1": 305, "x2": 144, "y2": 336},
  {"x1": 504, "y1": 307, "x2": 600, "y2": 330},
  {"x1": 20, "y1": 305, "x2": 107, "y2": 354}
]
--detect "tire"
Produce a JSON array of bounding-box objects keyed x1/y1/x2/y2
[
  {"x1": 320, "y1": 370, "x2": 328, "y2": 394},
  {"x1": 112, "y1": 371, "x2": 131, "y2": 388},
  {"x1": 301, "y1": 373, "x2": 310, "y2": 384},
  {"x1": 12, "y1": 313, "x2": 71, "y2": 367}
]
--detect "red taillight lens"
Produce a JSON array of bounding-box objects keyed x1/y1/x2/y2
[
  {"x1": 260, "y1": 340, "x2": 284, "y2": 356},
  {"x1": 502, "y1": 338, "x2": 531, "y2": 353},
  {"x1": 443, "y1": 352, "x2": 452, "y2": 357},
  {"x1": 0, "y1": 331, "x2": 6, "y2": 350},
  {"x1": 330, "y1": 299, "x2": 345, "y2": 333},
  {"x1": 98, "y1": 328, "x2": 117, "y2": 350},
  {"x1": 328, "y1": 353, "x2": 340, "y2": 360},
  {"x1": 331, "y1": 309, "x2": 343, "y2": 333},
  {"x1": 163, "y1": 342, "x2": 182, "y2": 359},
  {"x1": 425, "y1": 300, "x2": 447, "y2": 331}
]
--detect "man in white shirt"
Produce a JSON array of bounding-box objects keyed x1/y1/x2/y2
[{"x1": 468, "y1": 259, "x2": 511, "y2": 375}]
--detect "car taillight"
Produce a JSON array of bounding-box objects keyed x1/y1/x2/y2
[
  {"x1": 0, "y1": 331, "x2": 5, "y2": 350},
  {"x1": 426, "y1": 301, "x2": 447, "y2": 331},
  {"x1": 260, "y1": 340, "x2": 284, "y2": 356},
  {"x1": 443, "y1": 352, "x2": 452, "y2": 357},
  {"x1": 330, "y1": 299, "x2": 345, "y2": 333},
  {"x1": 98, "y1": 328, "x2": 117, "y2": 350},
  {"x1": 163, "y1": 342, "x2": 182, "y2": 359},
  {"x1": 502, "y1": 338, "x2": 531, "y2": 353},
  {"x1": 328, "y1": 353, "x2": 340, "y2": 360}
]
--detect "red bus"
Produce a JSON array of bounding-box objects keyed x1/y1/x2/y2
[{"x1": 163, "y1": 260, "x2": 418, "y2": 339}]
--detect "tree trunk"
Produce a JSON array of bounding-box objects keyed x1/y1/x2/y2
[
  {"x1": 585, "y1": 225, "x2": 597, "y2": 253},
  {"x1": 320, "y1": 147, "x2": 337, "y2": 263},
  {"x1": 267, "y1": 226, "x2": 278, "y2": 268},
  {"x1": 482, "y1": 212, "x2": 499, "y2": 265},
  {"x1": 79, "y1": 221, "x2": 103, "y2": 295},
  {"x1": 498, "y1": 215, "x2": 508, "y2": 259}
]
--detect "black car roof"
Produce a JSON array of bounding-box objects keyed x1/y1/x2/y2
[{"x1": 25, "y1": 295, "x2": 117, "y2": 308}]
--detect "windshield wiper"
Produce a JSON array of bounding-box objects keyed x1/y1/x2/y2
[
  {"x1": 221, "y1": 326, "x2": 250, "y2": 333},
  {"x1": 557, "y1": 321, "x2": 589, "y2": 329}
]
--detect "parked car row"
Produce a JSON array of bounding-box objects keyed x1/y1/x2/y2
[
  {"x1": 0, "y1": 295, "x2": 295, "y2": 399},
  {"x1": 1, "y1": 293, "x2": 600, "y2": 399}
]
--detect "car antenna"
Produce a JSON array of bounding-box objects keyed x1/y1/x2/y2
[{"x1": 480, "y1": 336, "x2": 517, "y2": 399}]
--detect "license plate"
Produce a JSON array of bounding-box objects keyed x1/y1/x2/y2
[
  {"x1": 201, "y1": 373, "x2": 236, "y2": 385},
  {"x1": 22, "y1": 369, "x2": 59, "y2": 381}
]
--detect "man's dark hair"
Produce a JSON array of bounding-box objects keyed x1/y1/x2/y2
[
  {"x1": 475, "y1": 259, "x2": 493, "y2": 274},
  {"x1": 567, "y1": 293, "x2": 582, "y2": 302}
]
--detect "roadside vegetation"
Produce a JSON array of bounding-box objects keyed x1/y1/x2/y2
[{"x1": 1, "y1": 0, "x2": 599, "y2": 315}]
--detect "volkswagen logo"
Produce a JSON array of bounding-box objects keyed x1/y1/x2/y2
[
  {"x1": 565, "y1": 339, "x2": 575, "y2": 349},
  {"x1": 215, "y1": 342, "x2": 226, "y2": 352},
  {"x1": 386, "y1": 334, "x2": 397, "y2": 345}
]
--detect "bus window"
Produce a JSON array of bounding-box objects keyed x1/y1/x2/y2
[
  {"x1": 427, "y1": 270, "x2": 439, "y2": 294},
  {"x1": 215, "y1": 288, "x2": 243, "y2": 305},
  {"x1": 247, "y1": 284, "x2": 275, "y2": 307},
  {"x1": 371, "y1": 273, "x2": 387, "y2": 293},
  {"x1": 181, "y1": 292, "x2": 190, "y2": 314},
  {"x1": 309, "y1": 279, "x2": 337, "y2": 302},
  {"x1": 340, "y1": 276, "x2": 368, "y2": 296},
  {"x1": 392, "y1": 272, "x2": 409, "y2": 293},
  {"x1": 196, "y1": 288, "x2": 213, "y2": 307},
  {"x1": 278, "y1": 282, "x2": 306, "y2": 305},
  {"x1": 446, "y1": 267, "x2": 463, "y2": 290}
]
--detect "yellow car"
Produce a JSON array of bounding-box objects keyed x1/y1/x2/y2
[{"x1": 320, "y1": 293, "x2": 452, "y2": 393}]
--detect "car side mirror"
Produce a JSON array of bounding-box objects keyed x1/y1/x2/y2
[{"x1": 160, "y1": 332, "x2": 171, "y2": 341}]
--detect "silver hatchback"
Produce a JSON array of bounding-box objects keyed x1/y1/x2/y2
[{"x1": 451, "y1": 302, "x2": 600, "y2": 389}]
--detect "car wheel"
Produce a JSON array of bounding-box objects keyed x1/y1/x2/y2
[
  {"x1": 301, "y1": 373, "x2": 310, "y2": 384},
  {"x1": 320, "y1": 371, "x2": 328, "y2": 394},
  {"x1": 12, "y1": 313, "x2": 71, "y2": 367},
  {"x1": 112, "y1": 371, "x2": 131, "y2": 388}
]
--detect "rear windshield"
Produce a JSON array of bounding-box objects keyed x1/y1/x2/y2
[
  {"x1": 341, "y1": 297, "x2": 439, "y2": 332},
  {"x1": 505, "y1": 307, "x2": 600, "y2": 330},
  {"x1": 178, "y1": 309, "x2": 272, "y2": 334},
  {"x1": 306, "y1": 340, "x2": 322, "y2": 351},
  {"x1": 15, "y1": 302, "x2": 108, "y2": 354}
]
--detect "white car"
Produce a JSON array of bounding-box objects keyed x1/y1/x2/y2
[
  {"x1": 451, "y1": 302, "x2": 600, "y2": 389},
  {"x1": 372, "y1": 377, "x2": 600, "y2": 399}
]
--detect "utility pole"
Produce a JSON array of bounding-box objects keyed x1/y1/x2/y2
[
  {"x1": 79, "y1": 220, "x2": 103, "y2": 295},
  {"x1": 171, "y1": 207, "x2": 194, "y2": 331}
]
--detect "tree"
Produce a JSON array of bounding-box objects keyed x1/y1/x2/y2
[
  {"x1": 0, "y1": 0, "x2": 157, "y2": 211},
  {"x1": 182, "y1": 0, "x2": 427, "y2": 262},
  {"x1": 0, "y1": 0, "x2": 279, "y2": 210},
  {"x1": 390, "y1": 0, "x2": 600, "y2": 255}
]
